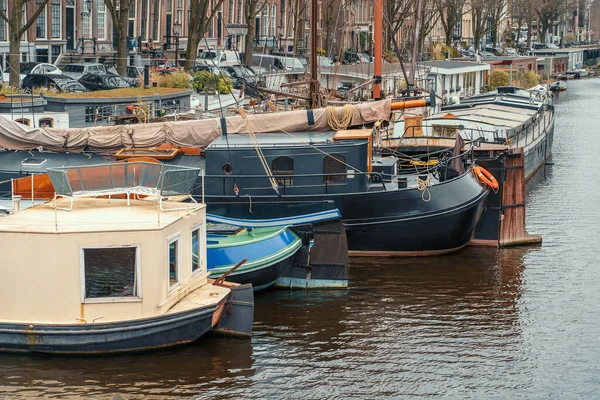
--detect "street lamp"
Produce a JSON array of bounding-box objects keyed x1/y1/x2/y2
[
  {"x1": 81, "y1": 0, "x2": 93, "y2": 17},
  {"x1": 173, "y1": 20, "x2": 182, "y2": 66}
]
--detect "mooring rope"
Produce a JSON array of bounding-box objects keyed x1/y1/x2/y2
[{"x1": 326, "y1": 104, "x2": 355, "y2": 131}]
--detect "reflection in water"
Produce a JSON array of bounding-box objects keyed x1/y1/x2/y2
[
  {"x1": 0, "y1": 337, "x2": 254, "y2": 399},
  {"x1": 2, "y1": 79, "x2": 600, "y2": 398}
]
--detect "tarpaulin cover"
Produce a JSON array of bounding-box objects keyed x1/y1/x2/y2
[{"x1": 0, "y1": 99, "x2": 390, "y2": 152}]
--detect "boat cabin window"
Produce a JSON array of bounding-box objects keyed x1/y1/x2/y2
[
  {"x1": 81, "y1": 246, "x2": 140, "y2": 301},
  {"x1": 323, "y1": 154, "x2": 346, "y2": 183},
  {"x1": 272, "y1": 156, "x2": 294, "y2": 186},
  {"x1": 191, "y1": 225, "x2": 202, "y2": 275},
  {"x1": 39, "y1": 117, "x2": 54, "y2": 128},
  {"x1": 15, "y1": 118, "x2": 31, "y2": 126},
  {"x1": 222, "y1": 163, "x2": 233, "y2": 174},
  {"x1": 168, "y1": 236, "x2": 180, "y2": 289}
]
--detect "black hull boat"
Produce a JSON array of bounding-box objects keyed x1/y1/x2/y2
[{"x1": 202, "y1": 169, "x2": 489, "y2": 256}]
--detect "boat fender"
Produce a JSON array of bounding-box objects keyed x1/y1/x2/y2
[{"x1": 473, "y1": 166, "x2": 499, "y2": 191}]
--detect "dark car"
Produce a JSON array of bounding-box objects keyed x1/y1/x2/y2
[
  {"x1": 220, "y1": 65, "x2": 258, "y2": 86},
  {"x1": 79, "y1": 73, "x2": 131, "y2": 91},
  {"x1": 21, "y1": 74, "x2": 88, "y2": 93},
  {"x1": 342, "y1": 51, "x2": 371, "y2": 64}
]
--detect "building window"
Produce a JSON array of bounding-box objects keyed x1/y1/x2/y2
[
  {"x1": 39, "y1": 117, "x2": 54, "y2": 127},
  {"x1": 323, "y1": 154, "x2": 346, "y2": 183},
  {"x1": 51, "y1": 0, "x2": 61, "y2": 38},
  {"x1": 167, "y1": 0, "x2": 172, "y2": 12},
  {"x1": 191, "y1": 225, "x2": 202, "y2": 275},
  {"x1": 272, "y1": 156, "x2": 294, "y2": 186},
  {"x1": 81, "y1": 246, "x2": 140, "y2": 301},
  {"x1": 271, "y1": 5, "x2": 276, "y2": 36},
  {"x1": 36, "y1": 0, "x2": 47, "y2": 39},
  {"x1": 82, "y1": 11, "x2": 91, "y2": 38},
  {"x1": 51, "y1": 45, "x2": 61, "y2": 63},
  {"x1": 168, "y1": 236, "x2": 180, "y2": 289},
  {"x1": 228, "y1": 0, "x2": 234, "y2": 23},
  {"x1": 236, "y1": 0, "x2": 242, "y2": 24},
  {"x1": 129, "y1": 1, "x2": 136, "y2": 18},
  {"x1": 152, "y1": 0, "x2": 160, "y2": 41},
  {"x1": 141, "y1": 0, "x2": 148, "y2": 40},
  {"x1": 15, "y1": 118, "x2": 31, "y2": 126},
  {"x1": 97, "y1": 0, "x2": 106, "y2": 39},
  {"x1": 0, "y1": 0, "x2": 6, "y2": 41}
]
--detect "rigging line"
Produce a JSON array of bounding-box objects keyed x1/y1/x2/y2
[
  {"x1": 239, "y1": 109, "x2": 280, "y2": 194},
  {"x1": 250, "y1": 112, "x2": 365, "y2": 174}
]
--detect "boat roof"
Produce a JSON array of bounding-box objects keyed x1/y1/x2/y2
[
  {"x1": 207, "y1": 131, "x2": 338, "y2": 148},
  {"x1": 428, "y1": 104, "x2": 535, "y2": 129},
  {"x1": 0, "y1": 198, "x2": 203, "y2": 234}
]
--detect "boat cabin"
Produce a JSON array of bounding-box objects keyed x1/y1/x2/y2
[
  {"x1": 0, "y1": 162, "x2": 254, "y2": 354},
  {"x1": 203, "y1": 131, "x2": 373, "y2": 196}
]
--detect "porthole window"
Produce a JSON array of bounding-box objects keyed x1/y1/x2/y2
[{"x1": 223, "y1": 163, "x2": 233, "y2": 174}]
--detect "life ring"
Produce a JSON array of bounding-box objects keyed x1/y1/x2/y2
[{"x1": 473, "y1": 166, "x2": 498, "y2": 190}]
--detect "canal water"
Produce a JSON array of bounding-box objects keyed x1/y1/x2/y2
[{"x1": 1, "y1": 79, "x2": 599, "y2": 399}]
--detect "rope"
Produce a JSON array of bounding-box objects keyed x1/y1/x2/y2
[
  {"x1": 326, "y1": 104, "x2": 355, "y2": 131},
  {"x1": 243, "y1": 194, "x2": 253, "y2": 213},
  {"x1": 239, "y1": 108, "x2": 280, "y2": 195},
  {"x1": 417, "y1": 175, "x2": 431, "y2": 202}
]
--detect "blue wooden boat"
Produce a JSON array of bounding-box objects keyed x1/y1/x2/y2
[{"x1": 203, "y1": 210, "x2": 346, "y2": 290}]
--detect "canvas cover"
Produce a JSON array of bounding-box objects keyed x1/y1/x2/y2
[{"x1": 0, "y1": 100, "x2": 391, "y2": 152}]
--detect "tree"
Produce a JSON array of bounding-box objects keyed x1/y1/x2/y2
[
  {"x1": 244, "y1": 0, "x2": 269, "y2": 66},
  {"x1": 434, "y1": 0, "x2": 465, "y2": 46},
  {"x1": 384, "y1": 0, "x2": 415, "y2": 51},
  {"x1": 104, "y1": 0, "x2": 133, "y2": 76},
  {"x1": 322, "y1": 0, "x2": 344, "y2": 56},
  {"x1": 0, "y1": 0, "x2": 51, "y2": 87},
  {"x1": 186, "y1": 0, "x2": 226, "y2": 70}
]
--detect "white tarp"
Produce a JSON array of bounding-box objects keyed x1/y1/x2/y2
[{"x1": 0, "y1": 99, "x2": 391, "y2": 152}]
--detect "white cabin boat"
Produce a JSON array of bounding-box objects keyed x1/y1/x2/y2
[{"x1": 0, "y1": 162, "x2": 254, "y2": 354}]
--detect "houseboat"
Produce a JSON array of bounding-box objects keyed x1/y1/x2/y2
[
  {"x1": 390, "y1": 86, "x2": 555, "y2": 181},
  {"x1": 0, "y1": 162, "x2": 254, "y2": 354}
]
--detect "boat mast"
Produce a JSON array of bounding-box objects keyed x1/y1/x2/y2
[
  {"x1": 373, "y1": 0, "x2": 383, "y2": 99},
  {"x1": 409, "y1": 0, "x2": 423, "y2": 87},
  {"x1": 309, "y1": 0, "x2": 321, "y2": 108}
]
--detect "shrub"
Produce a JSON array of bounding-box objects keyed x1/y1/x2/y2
[
  {"x1": 317, "y1": 48, "x2": 326, "y2": 56},
  {"x1": 489, "y1": 69, "x2": 510, "y2": 90},
  {"x1": 523, "y1": 71, "x2": 540, "y2": 89},
  {"x1": 156, "y1": 71, "x2": 191, "y2": 89},
  {"x1": 192, "y1": 71, "x2": 233, "y2": 94}
]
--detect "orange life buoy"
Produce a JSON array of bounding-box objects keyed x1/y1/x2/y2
[{"x1": 473, "y1": 166, "x2": 499, "y2": 190}]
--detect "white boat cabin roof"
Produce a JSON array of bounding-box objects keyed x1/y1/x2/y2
[
  {"x1": 0, "y1": 198, "x2": 203, "y2": 234},
  {"x1": 208, "y1": 131, "x2": 338, "y2": 148}
]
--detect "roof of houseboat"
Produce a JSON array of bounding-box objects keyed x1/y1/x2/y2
[
  {"x1": 0, "y1": 198, "x2": 203, "y2": 234},
  {"x1": 207, "y1": 132, "x2": 339, "y2": 148},
  {"x1": 427, "y1": 103, "x2": 540, "y2": 129}
]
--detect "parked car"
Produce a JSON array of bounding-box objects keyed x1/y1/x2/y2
[
  {"x1": 484, "y1": 46, "x2": 503, "y2": 56},
  {"x1": 197, "y1": 50, "x2": 242, "y2": 67},
  {"x1": 220, "y1": 65, "x2": 257, "y2": 84},
  {"x1": 21, "y1": 74, "x2": 88, "y2": 93},
  {"x1": 317, "y1": 55, "x2": 334, "y2": 67},
  {"x1": 1, "y1": 62, "x2": 62, "y2": 86},
  {"x1": 62, "y1": 63, "x2": 107, "y2": 80},
  {"x1": 79, "y1": 73, "x2": 131, "y2": 91},
  {"x1": 342, "y1": 51, "x2": 371, "y2": 64}
]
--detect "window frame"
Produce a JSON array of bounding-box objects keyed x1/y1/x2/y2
[
  {"x1": 35, "y1": 0, "x2": 47, "y2": 39},
  {"x1": 51, "y1": 0, "x2": 61, "y2": 38},
  {"x1": 191, "y1": 223, "x2": 204, "y2": 276},
  {"x1": 167, "y1": 234, "x2": 181, "y2": 291},
  {"x1": 271, "y1": 156, "x2": 294, "y2": 186},
  {"x1": 79, "y1": 245, "x2": 142, "y2": 304}
]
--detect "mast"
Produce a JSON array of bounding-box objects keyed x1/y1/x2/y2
[
  {"x1": 409, "y1": 0, "x2": 423, "y2": 87},
  {"x1": 373, "y1": 0, "x2": 383, "y2": 99},
  {"x1": 309, "y1": 0, "x2": 321, "y2": 108}
]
